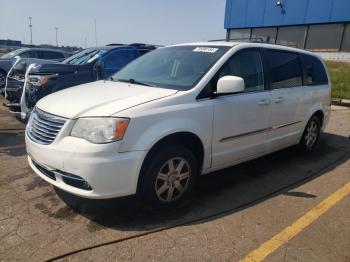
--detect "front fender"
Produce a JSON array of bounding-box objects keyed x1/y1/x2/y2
[{"x1": 119, "y1": 102, "x2": 214, "y2": 169}]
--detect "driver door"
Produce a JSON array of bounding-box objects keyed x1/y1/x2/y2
[{"x1": 211, "y1": 48, "x2": 272, "y2": 168}]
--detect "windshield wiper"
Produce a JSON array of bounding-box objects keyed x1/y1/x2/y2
[{"x1": 117, "y1": 78, "x2": 157, "y2": 87}]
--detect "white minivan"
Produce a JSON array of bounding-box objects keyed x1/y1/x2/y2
[{"x1": 25, "y1": 42, "x2": 331, "y2": 209}]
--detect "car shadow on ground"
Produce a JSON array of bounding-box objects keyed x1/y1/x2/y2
[
  {"x1": 54, "y1": 132, "x2": 350, "y2": 232},
  {"x1": 0, "y1": 131, "x2": 26, "y2": 156}
]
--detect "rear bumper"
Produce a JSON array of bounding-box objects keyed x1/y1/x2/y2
[{"x1": 26, "y1": 132, "x2": 147, "y2": 199}]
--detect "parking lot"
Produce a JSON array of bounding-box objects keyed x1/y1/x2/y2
[{"x1": 0, "y1": 97, "x2": 349, "y2": 261}]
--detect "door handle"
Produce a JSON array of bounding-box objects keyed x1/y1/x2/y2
[
  {"x1": 258, "y1": 99, "x2": 271, "y2": 106},
  {"x1": 274, "y1": 97, "x2": 285, "y2": 103}
]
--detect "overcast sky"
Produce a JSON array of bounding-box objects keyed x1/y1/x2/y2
[{"x1": 0, "y1": 0, "x2": 226, "y2": 47}]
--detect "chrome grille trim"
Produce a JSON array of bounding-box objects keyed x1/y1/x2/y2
[{"x1": 27, "y1": 108, "x2": 67, "y2": 145}]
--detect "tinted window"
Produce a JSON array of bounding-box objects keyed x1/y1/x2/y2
[
  {"x1": 341, "y1": 23, "x2": 350, "y2": 52},
  {"x1": 306, "y1": 24, "x2": 344, "y2": 51},
  {"x1": 251, "y1": 27, "x2": 277, "y2": 43},
  {"x1": 302, "y1": 55, "x2": 328, "y2": 85},
  {"x1": 276, "y1": 26, "x2": 307, "y2": 49},
  {"x1": 228, "y1": 29, "x2": 251, "y2": 41},
  {"x1": 217, "y1": 49, "x2": 264, "y2": 92},
  {"x1": 19, "y1": 50, "x2": 37, "y2": 58},
  {"x1": 104, "y1": 50, "x2": 136, "y2": 69},
  {"x1": 267, "y1": 50, "x2": 303, "y2": 89},
  {"x1": 38, "y1": 51, "x2": 64, "y2": 59}
]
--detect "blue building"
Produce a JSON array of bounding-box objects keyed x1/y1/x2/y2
[{"x1": 224, "y1": 0, "x2": 350, "y2": 51}]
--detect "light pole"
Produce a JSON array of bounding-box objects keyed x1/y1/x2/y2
[
  {"x1": 94, "y1": 18, "x2": 97, "y2": 47},
  {"x1": 28, "y1": 17, "x2": 33, "y2": 45},
  {"x1": 55, "y1": 27, "x2": 59, "y2": 47}
]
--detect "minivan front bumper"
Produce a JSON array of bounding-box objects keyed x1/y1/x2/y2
[{"x1": 25, "y1": 132, "x2": 146, "y2": 199}]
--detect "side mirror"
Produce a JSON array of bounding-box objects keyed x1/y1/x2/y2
[{"x1": 216, "y1": 76, "x2": 245, "y2": 95}]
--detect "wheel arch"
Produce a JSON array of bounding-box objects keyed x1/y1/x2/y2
[
  {"x1": 312, "y1": 110, "x2": 324, "y2": 127},
  {"x1": 137, "y1": 131, "x2": 205, "y2": 193}
]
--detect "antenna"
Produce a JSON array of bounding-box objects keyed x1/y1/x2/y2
[
  {"x1": 28, "y1": 17, "x2": 33, "y2": 45},
  {"x1": 55, "y1": 27, "x2": 59, "y2": 47}
]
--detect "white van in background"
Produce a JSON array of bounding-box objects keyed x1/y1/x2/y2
[{"x1": 25, "y1": 42, "x2": 331, "y2": 210}]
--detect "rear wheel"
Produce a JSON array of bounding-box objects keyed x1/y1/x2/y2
[
  {"x1": 139, "y1": 146, "x2": 198, "y2": 211},
  {"x1": 299, "y1": 116, "x2": 321, "y2": 152}
]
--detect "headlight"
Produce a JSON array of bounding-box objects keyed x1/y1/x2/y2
[
  {"x1": 28, "y1": 74, "x2": 56, "y2": 87},
  {"x1": 70, "y1": 117, "x2": 130, "y2": 144}
]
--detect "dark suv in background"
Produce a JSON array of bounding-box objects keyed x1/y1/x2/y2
[
  {"x1": 0, "y1": 48, "x2": 71, "y2": 88},
  {"x1": 17, "y1": 43, "x2": 157, "y2": 118}
]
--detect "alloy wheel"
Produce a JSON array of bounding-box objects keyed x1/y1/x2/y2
[
  {"x1": 155, "y1": 157, "x2": 191, "y2": 202},
  {"x1": 305, "y1": 120, "x2": 318, "y2": 148}
]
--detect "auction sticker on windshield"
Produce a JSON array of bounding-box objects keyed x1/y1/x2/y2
[{"x1": 193, "y1": 47, "x2": 218, "y2": 53}]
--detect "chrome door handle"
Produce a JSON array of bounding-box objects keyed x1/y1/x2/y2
[
  {"x1": 258, "y1": 99, "x2": 271, "y2": 106},
  {"x1": 274, "y1": 97, "x2": 285, "y2": 103}
]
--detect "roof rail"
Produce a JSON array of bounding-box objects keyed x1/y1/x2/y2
[{"x1": 209, "y1": 38, "x2": 300, "y2": 48}]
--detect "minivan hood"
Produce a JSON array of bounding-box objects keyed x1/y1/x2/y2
[
  {"x1": 30, "y1": 62, "x2": 76, "y2": 74},
  {"x1": 36, "y1": 80, "x2": 178, "y2": 118}
]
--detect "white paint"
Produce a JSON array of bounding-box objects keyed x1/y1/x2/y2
[{"x1": 26, "y1": 41, "x2": 331, "y2": 199}]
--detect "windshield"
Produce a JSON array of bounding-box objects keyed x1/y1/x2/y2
[
  {"x1": 1, "y1": 49, "x2": 25, "y2": 59},
  {"x1": 63, "y1": 48, "x2": 107, "y2": 65},
  {"x1": 112, "y1": 45, "x2": 230, "y2": 90}
]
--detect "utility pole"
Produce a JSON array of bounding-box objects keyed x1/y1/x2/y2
[
  {"x1": 94, "y1": 18, "x2": 97, "y2": 47},
  {"x1": 28, "y1": 17, "x2": 33, "y2": 45},
  {"x1": 55, "y1": 27, "x2": 59, "y2": 47}
]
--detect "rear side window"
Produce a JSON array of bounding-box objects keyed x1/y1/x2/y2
[
  {"x1": 38, "y1": 51, "x2": 65, "y2": 59},
  {"x1": 19, "y1": 50, "x2": 37, "y2": 58},
  {"x1": 267, "y1": 50, "x2": 303, "y2": 89},
  {"x1": 302, "y1": 55, "x2": 328, "y2": 85}
]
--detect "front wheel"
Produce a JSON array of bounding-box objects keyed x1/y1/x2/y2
[
  {"x1": 299, "y1": 116, "x2": 321, "y2": 152},
  {"x1": 139, "y1": 146, "x2": 198, "y2": 211}
]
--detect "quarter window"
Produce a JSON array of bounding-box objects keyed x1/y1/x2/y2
[
  {"x1": 267, "y1": 50, "x2": 303, "y2": 89},
  {"x1": 302, "y1": 55, "x2": 328, "y2": 85},
  {"x1": 217, "y1": 49, "x2": 264, "y2": 92}
]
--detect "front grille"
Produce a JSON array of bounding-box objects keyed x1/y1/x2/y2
[{"x1": 27, "y1": 108, "x2": 67, "y2": 145}]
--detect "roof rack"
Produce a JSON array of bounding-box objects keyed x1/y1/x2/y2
[
  {"x1": 208, "y1": 37, "x2": 264, "y2": 43},
  {"x1": 209, "y1": 38, "x2": 299, "y2": 48}
]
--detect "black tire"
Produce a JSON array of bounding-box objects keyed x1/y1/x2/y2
[
  {"x1": 138, "y1": 146, "x2": 198, "y2": 211},
  {"x1": 0, "y1": 69, "x2": 6, "y2": 89},
  {"x1": 298, "y1": 115, "x2": 321, "y2": 152}
]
